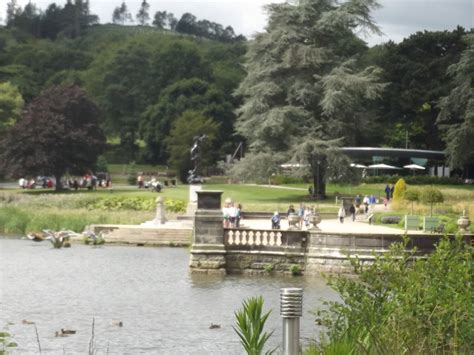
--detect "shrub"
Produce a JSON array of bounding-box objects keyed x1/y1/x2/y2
[
  {"x1": 313, "y1": 236, "x2": 473, "y2": 354},
  {"x1": 393, "y1": 178, "x2": 407, "y2": 202},
  {"x1": 380, "y1": 216, "x2": 401, "y2": 224},
  {"x1": 164, "y1": 199, "x2": 186, "y2": 213}
]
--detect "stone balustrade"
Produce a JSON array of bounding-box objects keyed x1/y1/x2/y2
[{"x1": 224, "y1": 229, "x2": 306, "y2": 250}]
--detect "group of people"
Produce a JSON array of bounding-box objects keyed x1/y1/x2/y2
[
  {"x1": 270, "y1": 203, "x2": 318, "y2": 230},
  {"x1": 66, "y1": 174, "x2": 111, "y2": 190},
  {"x1": 222, "y1": 199, "x2": 242, "y2": 228},
  {"x1": 18, "y1": 177, "x2": 54, "y2": 189}
]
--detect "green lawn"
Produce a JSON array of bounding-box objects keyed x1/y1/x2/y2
[{"x1": 2, "y1": 182, "x2": 473, "y2": 235}]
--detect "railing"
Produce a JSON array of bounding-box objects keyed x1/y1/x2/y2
[{"x1": 224, "y1": 229, "x2": 307, "y2": 250}]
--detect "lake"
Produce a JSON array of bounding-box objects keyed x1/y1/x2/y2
[{"x1": 0, "y1": 238, "x2": 338, "y2": 354}]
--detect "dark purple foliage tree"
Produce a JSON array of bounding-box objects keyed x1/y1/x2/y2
[{"x1": 0, "y1": 85, "x2": 106, "y2": 190}]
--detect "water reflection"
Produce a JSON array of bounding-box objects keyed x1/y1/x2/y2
[{"x1": 0, "y1": 238, "x2": 338, "y2": 354}]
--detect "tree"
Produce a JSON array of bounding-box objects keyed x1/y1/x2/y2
[
  {"x1": 0, "y1": 85, "x2": 106, "y2": 190},
  {"x1": 152, "y1": 10, "x2": 167, "y2": 29},
  {"x1": 421, "y1": 187, "x2": 444, "y2": 216},
  {"x1": 372, "y1": 28, "x2": 467, "y2": 150},
  {"x1": 141, "y1": 78, "x2": 234, "y2": 164},
  {"x1": 404, "y1": 189, "x2": 420, "y2": 215},
  {"x1": 112, "y1": 2, "x2": 132, "y2": 25},
  {"x1": 6, "y1": 0, "x2": 21, "y2": 26},
  {"x1": 0, "y1": 82, "x2": 24, "y2": 134},
  {"x1": 165, "y1": 110, "x2": 219, "y2": 182},
  {"x1": 235, "y1": 0, "x2": 384, "y2": 198},
  {"x1": 437, "y1": 33, "x2": 474, "y2": 170},
  {"x1": 136, "y1": 0, "x2": 150, "y2": 26}
]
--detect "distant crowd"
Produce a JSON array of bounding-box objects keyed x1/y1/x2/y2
[{"x1": 18, "y1": 174, "x2": 111, "y2": 190}]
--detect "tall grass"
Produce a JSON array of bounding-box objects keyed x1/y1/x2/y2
[{"x1": 0, "y1": 206, "x2": 153, "y2": 235}]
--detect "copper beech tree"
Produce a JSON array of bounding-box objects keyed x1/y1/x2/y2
[{"x1": 0, "y1": 85, "x2": 106, "y2": 190}]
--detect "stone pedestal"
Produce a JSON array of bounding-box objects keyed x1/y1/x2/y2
[
  {"x1": 151, "y1": 197, "x2": 167, "y2": 225},
  {"x1": 189, "y1": 191, "x2": 226, "y2": 274},
  {"x1": 186, "y1": 184, "x2": 202, "y2": 216}
]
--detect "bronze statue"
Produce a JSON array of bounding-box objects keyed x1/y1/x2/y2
[{"x1": 187, "y1": 134, "x2": 207, "y2": 184}]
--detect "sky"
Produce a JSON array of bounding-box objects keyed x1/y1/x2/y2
[{"x1": 5, "y1": 0, "x2": 474, "y2": 46}]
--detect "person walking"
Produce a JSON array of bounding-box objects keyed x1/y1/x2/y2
[
  {"x1": 297, "y1": 203, "x2": 305, "y2": 229},
  {"x1": 349, "y1": 204, "x2": 356, "y2": 222},
  {"x1": 338, "y1": 205, "x2": 346, "y2": 223},
  {"x1": 384, "y1": 184, "x2": 391, "y2": 201}
]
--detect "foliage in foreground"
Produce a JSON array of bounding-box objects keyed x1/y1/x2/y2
[
  {"x1": 310, "y1": 235, "x2": 474, "y2": 354},
  {"x1": 233, "y1": 296, "x2": 275, "y2": 355}
]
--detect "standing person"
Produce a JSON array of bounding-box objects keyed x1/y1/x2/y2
[
  {"x1": 271, "y1": 212, "x2": 281, "y2": 229},
  {"x1": 355, "y1": 194, "x2": 361, "y2": 208},
  {"x1": 297, "y1": 203, "x2": 305, "y2": 229},
  {"x1": 222, "y1": 199, "x2": 231, "y2": 228},
  {"x1": 390, "y1": 184, "x2": 395, "y2": 199},
  {"x1": 287, "y1": 204, "x2": 296, "y2": 217},
  {"x1": 349, "y1": 204, "x2": 356, "y2": 222},
  {"x1": 384, "y1": 184, "x2": 391, "y2": 201},
  {"x1": 338, "y1": 205, "x2": 346, "y2": 223},
  {"x1": 235, "y1": 204, "x2": 242, "y2": 228},
  {"x1": 228, "y1": 203, "x2": 238, "y2": 228},
  {"x1": 369, "y1": 195, "x2": 376, "y2": 211},
  {"x1": 137, "y1": 174, "x2": 144, "y2": 188},
  {"x1": 363, "y1": 195, "x2": 369, "y2": 214}
]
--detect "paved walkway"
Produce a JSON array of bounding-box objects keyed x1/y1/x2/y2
[{"x1": 239, "y1": 217, "x2": 411, "y2": 235}]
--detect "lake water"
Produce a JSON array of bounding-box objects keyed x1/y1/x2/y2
[{"x1": 0, "y1": 238, "x2": 338, "y2": 354}]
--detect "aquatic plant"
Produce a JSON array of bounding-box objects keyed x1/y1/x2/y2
[{"x1": 289, "y1": 264, "x2": 302, "y2": 276}]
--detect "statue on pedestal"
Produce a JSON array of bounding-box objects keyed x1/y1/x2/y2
[{"x1": 187, "y1": 134, "x2": 207, "y2": 184}]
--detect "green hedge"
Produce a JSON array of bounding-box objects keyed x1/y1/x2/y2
[{"x1": 362, "y1": 176, "x2": 464, "y2": 185}]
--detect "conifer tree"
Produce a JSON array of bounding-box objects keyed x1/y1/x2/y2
[{"x1": 235, "y1": 0, "x2": 384, "y2": 197}]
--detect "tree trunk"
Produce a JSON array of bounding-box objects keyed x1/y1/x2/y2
[
  {"x1": 311, "y1": 163, "x2": 327, "y2": 199},
  {"x1": 55, "y1": 173, "x2": 63, "y2": 191}
]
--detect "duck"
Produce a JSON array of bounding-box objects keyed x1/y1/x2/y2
[
  {"x1": 209, "y1": 323, "x2": 221, "y2": 329},
  {"x1": 111, "y1": 321, "x2": 123, "y2": 327},
  {"x1": 22, "y1": 319, "x2": 35, "y2": 325},
  {"x1": 61, "y1": 328, "x2": 76, "y2": 335},
  {"x1": 26, "y1": 232, "x2": 47, "y2": 242}
]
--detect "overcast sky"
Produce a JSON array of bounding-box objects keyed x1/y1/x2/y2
[{"x1": 6, "y1": 0, "x2": 474, "y2": 46}]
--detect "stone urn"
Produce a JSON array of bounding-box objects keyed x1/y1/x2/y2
[
  {"x1": 457, "y1": 210, "x2": 471, "y2": 233},
  {"x1": 309, "y1": 213, "x2": 321, "y2": 231},
  {"x1": 288, "y1": 213, "x2": 300, "y2": 230}
]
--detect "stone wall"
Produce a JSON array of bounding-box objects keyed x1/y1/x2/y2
[{"x1": 225, "y1": 251, "x2": 306, "y2": 275}]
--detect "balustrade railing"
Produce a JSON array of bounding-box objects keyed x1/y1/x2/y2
[{"x1": 224, "y1": 229, "x2": 306, "y2": 250}]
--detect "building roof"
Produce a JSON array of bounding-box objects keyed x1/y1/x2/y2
[{"x1": 340, "y1": 147, "x2": 445, "y2": 160}]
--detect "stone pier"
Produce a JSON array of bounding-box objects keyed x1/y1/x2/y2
[{"x1": 189, "y1": 190, "x2": 227, "y2": 274}]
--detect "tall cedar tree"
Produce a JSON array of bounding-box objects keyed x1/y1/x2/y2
[
  {"x1": 0, "y1": 85, "x2": 106, "y2": 190},
  {"x1": 235, "y1": 0, "x2": 384, "y2": 197}
]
